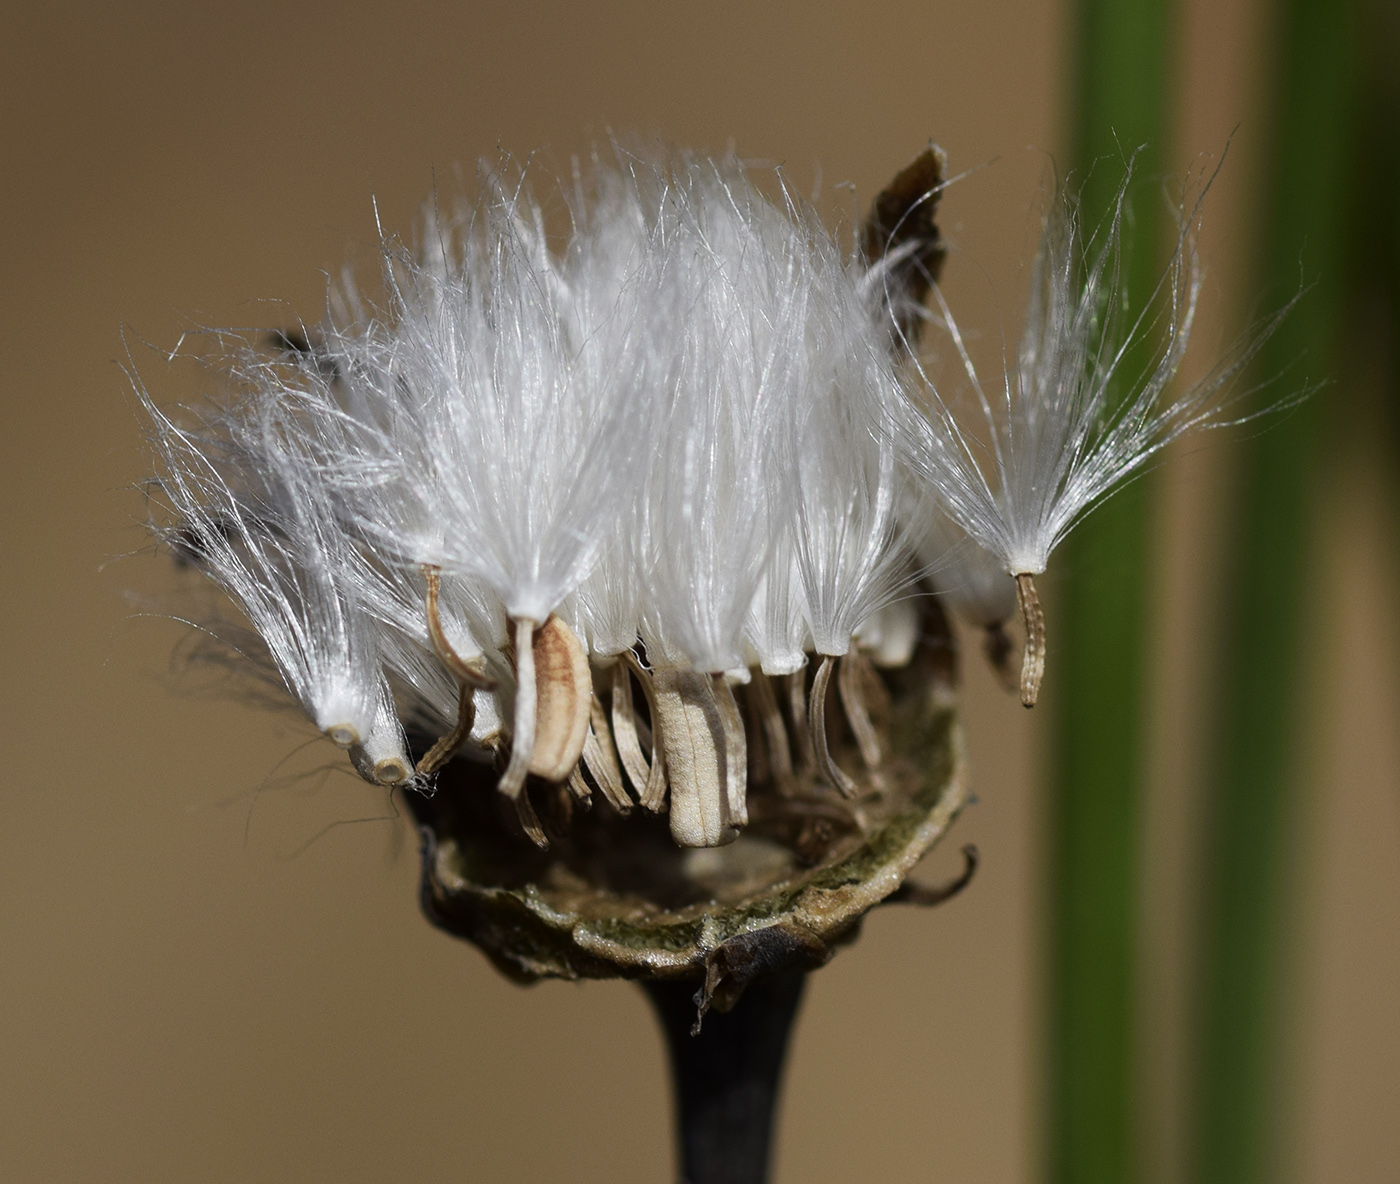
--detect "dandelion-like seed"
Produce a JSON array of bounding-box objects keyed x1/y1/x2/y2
[
  {"x1": 897, "y1": 159, "x2": 1291, "y2": 705},
  {"x1": 136, "y1": 142, "x2": 1281, "y2": 1182}
]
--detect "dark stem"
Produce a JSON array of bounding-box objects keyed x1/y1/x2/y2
[{"x1": 643, "y1": 969, "x2": 807, "y2": 1184}]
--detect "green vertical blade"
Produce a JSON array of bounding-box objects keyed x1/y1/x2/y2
[
  {"x1": 1051, "y1": 2, "x2": 1170, "y2": 1183},
  {"x1": 1190, "y1": 2, "x2": 1355, "y2": 1183}
]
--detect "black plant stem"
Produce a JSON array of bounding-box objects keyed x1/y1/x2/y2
[{"x1": 643, "y1": 969, "x2": 807, "y2": 1184}]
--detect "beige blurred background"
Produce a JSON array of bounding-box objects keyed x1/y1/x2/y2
[{"x1": 2, "y1": 2, "x2": 1397, "y2": 1181}]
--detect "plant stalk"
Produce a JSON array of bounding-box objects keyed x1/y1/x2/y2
[
  {"x1": 644, "y1": 970, "x2": 806, "y2": 1184},
  {"x1": 1189, "y1": 0, "x2": 1355, "y2": 1181},
  {"x1": 1051, "y1": 2, "x2": 1171, "y2": 1183}
]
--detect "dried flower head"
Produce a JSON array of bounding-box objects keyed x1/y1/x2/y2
[{"x1": 137, "y1": 143, "x2": 1279, "y2": 995}]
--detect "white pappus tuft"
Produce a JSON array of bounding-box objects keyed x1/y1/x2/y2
[
  {"x1": 141, "y1": 142, "x2": 1286, "y2": 854},
  {"x1": 141, "y1": 378, "x2": 381, "y2": 752},
  {"x1": 898, "y1": 159, "x2": 1295, "y2": 705}
]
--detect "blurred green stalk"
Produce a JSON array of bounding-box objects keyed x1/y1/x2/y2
[
  {"x1": 1190, "y1": 1, "x2": 1355, "y2": 1182},
  {"x1": 1051, "y1": 3, "x2": 1169, "y2": 1184}
]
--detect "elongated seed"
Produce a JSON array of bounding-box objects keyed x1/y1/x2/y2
[
  {"x1": 712, "y1": 674, "x2": 749, "y2": 827},
  {"x1": 526, "y1": 615, "x2": 592, "y2": 783},
  {"x1": 786, "y1": 667, "x2": 816, "y2": 770},
  {"x1": 620, "y1": 651, "x2": 669, "y2": 812},
  {"x1": 810, "y1": 655, "x2": 859, "y2": 797},
  {"x1": 421, "y1": 565, "x2": 496, "y2": 688},
  {"x1": 838, "y1": 650, "x2": 885, "y2": 777},
  {"x1": 651, "y1": 667, "x2": 736, "y2": 848},
  {"x1": 751, "y1": 671, "x2": 794, "y2": 785},
  {"x1": 610, "y1": 660, "x2": 652, "y2": 799},
  {"x1": 416, "y1": 680, "x2": 477, "y2": 775},
  {"x1": 497, "y1": 617, "x2": 538, "y2": 800},
  {"x1": 1015, "y1": 573, "x2": 1045, "y2": 708},
  {"x1": 584, "y1": 694, "x2": 633, "y2": 813}
]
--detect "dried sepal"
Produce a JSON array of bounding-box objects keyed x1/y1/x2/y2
[{"x1": 566, "y1": 763, "x2": 594, "y2": 805}]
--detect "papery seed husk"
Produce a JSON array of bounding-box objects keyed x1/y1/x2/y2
[
  {"x1": 712, "y1": 673, "x2": 749, "y2": 828},
  {"x1": 652, "y1": 667, "x2": 737, "y2": 848},
  {"x1": 497, "y1": 617, "x2": 539, "y2": 799},
  {"x1": 610, "y1": 659, "x2": 652, "y2": 800},
  {"x1": 526, "y1": 615, "x2": 593, "y2": 783},
  {"x1": 584, "y1": 694, "x2": 633, "y2": 814},
  {"x1": 621, "y1": 650, "x2": 669, "y2": 813}
]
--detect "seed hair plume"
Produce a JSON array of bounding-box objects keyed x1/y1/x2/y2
[
  {"x1": 897, "y1": 156, "x2": 1297, "y2": 704},
  {"x1": 138, "y1": 143, "x2": 1290, "y2": 847}
]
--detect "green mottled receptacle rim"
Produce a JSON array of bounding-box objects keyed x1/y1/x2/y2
[{"x1": 410, "y1": 674, "x2": 968, "y2": 1001}]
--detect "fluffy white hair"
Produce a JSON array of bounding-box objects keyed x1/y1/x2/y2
[
  {"x1": 898, "y1": 162, "x2": 1293, "y2": 580},
  {"x1": 140, "y1": 144, "x2": 1283, "y2": 796}
]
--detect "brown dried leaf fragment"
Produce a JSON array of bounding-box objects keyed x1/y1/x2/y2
[{"x1": 862, "y1": 144, "x2": 949, "y2": 348}]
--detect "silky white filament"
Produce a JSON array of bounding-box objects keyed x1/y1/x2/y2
[
  {"x1": 897, "y1": 160, "x2": 1295, "y2": 703},
  {"x1": 142, "y1": 384, "x2": 380, "y2": 747},
  {"x1": 141, "y1": 143, "x2": 1285, "y2": 843},
  {"x1": 899, "y1": 163, "x2": 1288, "y2": 581}
]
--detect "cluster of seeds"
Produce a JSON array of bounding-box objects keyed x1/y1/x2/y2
[{"x1": 140, "y1": 145, "x2": 1279, "y2": 850}]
